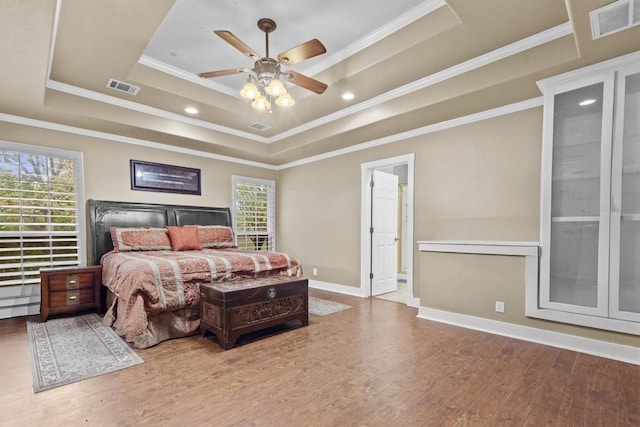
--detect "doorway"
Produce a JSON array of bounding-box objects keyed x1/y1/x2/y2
[{"x1": 360, "y1": 154, "x2": 417, "y2": 306}]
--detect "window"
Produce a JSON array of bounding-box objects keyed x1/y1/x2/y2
[
  {"x1": 0, "y1": 142, "x2": 85, "y2": 289},
  {"x1": 232, "y1": 176, "x2": 275, "y2": 252}
]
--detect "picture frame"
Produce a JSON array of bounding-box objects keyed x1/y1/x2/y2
[{"x1": 130, "y1": 160, "x2": 201, "y2": 195}]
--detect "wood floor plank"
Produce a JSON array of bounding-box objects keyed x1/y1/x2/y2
[
  {"x1": 1, "y1": 290, "x2": 638, "y2": 426},
  {"x1": 489, "y1": 344, "x2": 561, "y2": 425},
  {"x1": 555, "y1": 353, "x2": 599, "y2": 426}
]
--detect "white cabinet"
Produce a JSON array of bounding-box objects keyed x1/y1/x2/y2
[{"x1": 537, "y1": 52, "x2": 640, "y2": 335}]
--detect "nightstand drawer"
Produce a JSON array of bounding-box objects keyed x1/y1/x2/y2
[
  {"x1": 47, "y1": 272, "x2": 96, "y2": 291},
  {"x1": 49, "y1": 288, "x2": 97, "y2": 308}
]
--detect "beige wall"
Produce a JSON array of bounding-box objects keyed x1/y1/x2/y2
[
  {"x1": 3, "y1": 104, "x2": 636, "y2": 348},
  {"x1": 278, "y1": 108, "x2": 542, "y2": 288},
  {"x1": 277, "y1": 107, "x2": 637, "y2": 347},
  {"x1": 0, "y1": 121, "x2": 276, "y2": 261}
]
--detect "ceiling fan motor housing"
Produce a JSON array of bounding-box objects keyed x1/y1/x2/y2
[{"x1": 254, "y1": 58, "x2": 280, "y2": 87}]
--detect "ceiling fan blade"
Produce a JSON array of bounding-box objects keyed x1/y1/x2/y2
[
  {"x1": 214, "y1": 30, "x2": 261, "y2": 59},
  {"x1": 198, "y1": 68, "x2": 249, "y2": 79},
  {"x1": 277, "y1": 39, "x2": 326, "y2": 65},
  {"x1": 282, "y1": 71, "x2": 327, "y2": 94}
]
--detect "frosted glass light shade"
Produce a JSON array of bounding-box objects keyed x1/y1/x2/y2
[
  {"x1": 251, "y1": 95, "x2": 271, "y2": 110},
  {"x1": 265, "y1": 79, "x2": 286, "y2": 96},
  {"x1": 275, "y1": 93, "x2": 295, "y2": 107},
  {"x1": 240, "y1": 82, "x2": 260, "y2": 99}
]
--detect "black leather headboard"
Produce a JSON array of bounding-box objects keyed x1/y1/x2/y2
[{"x1": 88, "y1": 199, "x2": 232, "y2": 265}]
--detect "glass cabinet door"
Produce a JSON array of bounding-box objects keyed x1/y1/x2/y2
[
  {"x1": 610, "y1": 68, "x2": 640, "y2": 322},
  {"x1": 540, "y1": 76, "x2": 614, "y2": 316}
]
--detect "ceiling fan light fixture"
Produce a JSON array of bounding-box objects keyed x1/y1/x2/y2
[
  {"x1": 265, "y1": 78, "x2": 286, "y2": 96},
  {"x1": 275, "y1": 93, "x2": 295, "y2": 107},
  {"x1": 199, "y1": 18, "x2": 327, "y2": 112},
  {"x1": 251, "y1": 95, "x2": 271, "y2": 111},
  {"x1": 240, "y1": 81, "x2": 260, "y2": 99}
]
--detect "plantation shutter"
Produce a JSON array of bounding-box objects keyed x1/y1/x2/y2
[
  {"x1": 0, "y1": 143, "x2": 84, "y2": 289},
  {"x1": 232, "y1": 176, "x2": 275, "y2": 252}
]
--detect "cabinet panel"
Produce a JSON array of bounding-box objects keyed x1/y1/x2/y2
[
  {"x1": 538, "y1": 52, "x2": 640, "y2": 334},
  {"x1": 610, "y1": 68, "x2": 640, "y2": 321},
  {"x1": 621, "y1": 73, "x2": 640, "y2": 215},
  {"x1": 551, "y1": 84, "x2": 603, "y2": 218},
  {"x1": 619, "y1": 219, "x2": 640, "y2": 314},
  {"x1": 541, "y1": 77, "x2": 611, "y2": 317},
  {"x1": 549, "y1": 221, "x2": 599, "y2": 308}
]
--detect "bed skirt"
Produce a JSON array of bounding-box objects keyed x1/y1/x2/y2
[{"x1": 103, "y1": 294, "x2": 200, "y2": 349}]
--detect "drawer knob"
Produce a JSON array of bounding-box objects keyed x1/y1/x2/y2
[
  {"x1": 69, "y1": 295, "x2": 78, "y2": 300},
  {"x1": 68, "y1": 280, "x2": 77, "y2": 285}
]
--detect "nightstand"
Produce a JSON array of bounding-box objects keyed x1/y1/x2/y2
[{"x1": 40, "y1": 265, "x2": 102, "y2": 321}]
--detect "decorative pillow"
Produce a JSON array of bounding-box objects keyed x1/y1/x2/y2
[
  {"x1": 167, "y1": 226, "x2": 202, "y2": 251},
  {"x1": 196, "y1": 225, "x2": 237, "y2": 248},
  {"x1": 110, "y1": 227, "x2": 171, "y2": 252}
]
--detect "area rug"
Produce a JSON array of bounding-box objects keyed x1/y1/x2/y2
[
  {"x1": 26, "y1": 313, "x2": 143, "y2": 393},
  {"x1": 308, "y1": 297, "x2": 353, "y2": 316}
]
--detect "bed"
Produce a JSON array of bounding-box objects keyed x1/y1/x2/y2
[{"x1": 88, "y1": 199, "x2": 302, "y2": 348}]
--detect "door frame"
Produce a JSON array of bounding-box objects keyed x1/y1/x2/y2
[{"x1": 360, "y1": 154, "x2": 417, "y2": 305}]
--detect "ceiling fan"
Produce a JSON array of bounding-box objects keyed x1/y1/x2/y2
[{"x1": 198, "y1": 18, "x2": 328, "y2": 110}]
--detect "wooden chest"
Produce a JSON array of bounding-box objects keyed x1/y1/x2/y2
[
  {"x1": 40, "y1": 265, "x2": 102, "y2": 321},
  {"x1": 200, "y1": 276, "x2": 308, "y2": 349}
]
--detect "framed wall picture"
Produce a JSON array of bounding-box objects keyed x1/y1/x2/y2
[{"x1": 130, "y1": 160, "x2": 201, "y2": 195}]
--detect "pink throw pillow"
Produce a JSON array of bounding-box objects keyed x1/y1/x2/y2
[{"x1": 167, "y1": 226, "x2": 202, "y2": 251}]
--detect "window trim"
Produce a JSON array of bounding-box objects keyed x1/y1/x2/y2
[
  {"x1": 0, "y1": 141, "x2": 85, "y2": 318},
  {"x1": 231, "y1": 175, "x2": 275, "y2": 252}
]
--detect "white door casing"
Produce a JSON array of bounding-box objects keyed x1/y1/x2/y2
[
  {"x1": 360, "y1": 153, "x2": 416, "y2": 306},
  {"x1": 371, "y1": 170, "x2": 398, "y2": 296}
]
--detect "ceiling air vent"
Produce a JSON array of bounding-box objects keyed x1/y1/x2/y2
[
  {"x1": 249, "y1": 122, "x2": 271, "y2": 132},
  {"x1": 106, "y1": 78, "x2": 141, "y2": 95},
  {"x1": 590, "y1": 0, "x2": 640, "y2": 39}
]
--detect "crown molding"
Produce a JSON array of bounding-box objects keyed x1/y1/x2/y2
[
  {"x1": 139, "y1": 1, "x2": 448, "y2": 97},
  {"x1": 275, "y1": 21, "x2": 571, "y2": 140},
  {"x1": 46, "y1": 80, "x2": 269, "y2": 144},
  {"x1": 137, "y1": 55, "x2": 242, "y2": 99},
  {"x1": 0, "y1": 112, "x2": 277, "y2": 170},
  {"x1": 104, "y1": 21, "x2": 571, "y2": 145},
  {"x1": 300, "y1": 0, "x2": 449, "y2": 78},
  {"x1": 275, "y1": 97, "x2": 543, "y2": 170},
  {"x1": 0, "y1": 97, "x2": 542, "y2": 172}
]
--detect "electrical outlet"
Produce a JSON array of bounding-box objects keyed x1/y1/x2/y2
[
  {"x1": 495, "y1": 301, "x2": 505, "y2": 313},
  {"x1": 312, "y1": 268, "x2": 318, "y2": 276}
]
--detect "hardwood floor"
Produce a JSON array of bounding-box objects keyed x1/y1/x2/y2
[{"x1": 1, "y1": 289, "x2": 638, "y2": 426}]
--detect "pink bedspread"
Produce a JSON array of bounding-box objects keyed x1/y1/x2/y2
[{"x1": 101, "y1": 248, "x2": 302, "y2": 346}]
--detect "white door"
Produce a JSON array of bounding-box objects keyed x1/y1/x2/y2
[{"x1": 371, "y1": 170, "x2": 398, "y2": 296}]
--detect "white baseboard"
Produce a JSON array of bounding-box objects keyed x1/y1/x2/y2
[
  {"x1": 418, "y1": 307, "x2": 640, "y2": 365},
  {"x1": 0, "y1": 284, "x2": 40, "y2": 319},
  {"x1": 308, "y1": 279, "x2": 421, "y2": 307},
  {"x1": 407, "y1": 296, "x2": 420, "y2": 308},
  {"x1": 0, "y1": 303, "x2": 39, "y2": 319},
  {"x1": 308, "y1": 280, "x2": 366, "y2": 298}
]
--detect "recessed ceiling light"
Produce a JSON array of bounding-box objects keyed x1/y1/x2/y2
[
  {"x1": 184, "y1": 106, "x2": 199, "y2": 114},
  {"x1": 579, "y1": 99, "x2": 596, "y2": 106},
  {"x1": 342, "y1": 92, "x2": 355, "y2": 101}
]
